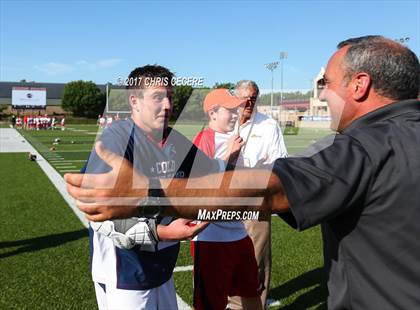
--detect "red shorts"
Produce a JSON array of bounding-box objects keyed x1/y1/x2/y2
[{"x1": 192, "y1": 236, "x2": 261, "y2": 310}]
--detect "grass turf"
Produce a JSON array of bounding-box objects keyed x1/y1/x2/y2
[
  {"x1": 0, "y1": 153, "x2": 96, "y2": 309},
  {"x1": 4, "y1": 122, "x2": 333, "y2": 308}
]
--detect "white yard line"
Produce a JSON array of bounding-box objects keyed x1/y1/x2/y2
[
  {"x1": 50, "y1": 159, "x2": 87, "y2": 163},
  {"x1": 268, "y1": 299, "x2": 282, "y2": 308},
  {"x1": 174, "y1": 265, "x2": 193, "y2": 272},
  {"x1": 52, "y1": 150, "x2": 92, "y2": 153},
  {"x1": 54, "y1": 163, "x2": 78, "y2": 166},
  {"x1": 176, "y1": 294, "x2": 191, "y2": 310},
  {"x1": 53, "y1": 162, "x2": 78, "y2": 165}
]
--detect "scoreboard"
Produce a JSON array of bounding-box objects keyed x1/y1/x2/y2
[{"x1": 12, "y1": 87, "x2": 46, "y2": 109}]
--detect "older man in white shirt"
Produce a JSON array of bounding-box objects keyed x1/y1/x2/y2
[{"x1": 228, "y1": 80, "x2": 288, "y2": 309}]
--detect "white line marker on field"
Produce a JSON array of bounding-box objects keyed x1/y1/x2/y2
[
  {"x1": 54, "y1": 162, "x2": 78, "y2": 165},
  {"x1": 53, "y1": 150, "x2": 92, "y2": 153},
  {"x1": 177, "y1": 294, "x2": 191, "y2": 310},
  {"x1": 50, "y1": 160, "x2": 87, "y2": 163},
  {"x1": 174, "y1": 265, "x2": 193, "y2": 272},
  {"x1": 268, "y1": 299, "x2": 281, "y2": 308}
]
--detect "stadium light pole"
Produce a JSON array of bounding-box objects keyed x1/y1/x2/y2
[
  {"x1": 264, "y1": 61, "x2": 279, "y2": 114},
  {"x1": 279, "y1": 51, "x2": 288, "y2": 106}
]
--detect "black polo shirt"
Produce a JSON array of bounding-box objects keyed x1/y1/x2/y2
[{"x1": 273, "y1": 100, "x2": 420, "y2": 310}]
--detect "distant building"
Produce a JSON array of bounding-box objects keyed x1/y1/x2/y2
[
  {"x1": 309, "y1": 67, "x2": 330, "y2": 116},
  {"x1": 258, "y1": 67, "x2": 331, "y2": 128},
  {"x1": 280, "y1": 99, "x2": 310, "y2": 112}
]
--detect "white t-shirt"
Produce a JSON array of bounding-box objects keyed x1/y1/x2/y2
[
  {"x1": 192, "y1": 128, "x2": 247, "y2": 242},
  {"x1": 239, "y1": 112, "x2": 288, "y2": 167}
]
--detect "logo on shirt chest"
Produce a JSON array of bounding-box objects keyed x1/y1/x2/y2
[
  {"x1": 155, "y1": 160, "x2": 176, "y2": 175},
  {"x1": 164, "y1": 144, "x2": 177, "y2": 158}
]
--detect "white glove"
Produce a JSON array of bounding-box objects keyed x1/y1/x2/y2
[{"x1": 90, "y1": 218, "x2": 159, "y2": 249}]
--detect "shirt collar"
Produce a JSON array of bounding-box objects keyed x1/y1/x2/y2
[
  {"x1": 344, "y1": 99, "x2": 420, "y2": 132},
  {"x1": 240, "y1": 110, "x2": 257, "y2": 129}
]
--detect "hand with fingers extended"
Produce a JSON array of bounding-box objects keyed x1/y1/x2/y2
[
  {"x1": 157, "y1": 219, "x2": 209, "y2": 241},
  {"x1": 65, "y1": 141, "x2": 148, "y2": 222},
  {"x1": 222, "y1": 134, "x2": 244, "y2": 165}
]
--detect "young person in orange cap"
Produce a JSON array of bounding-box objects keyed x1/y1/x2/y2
[{"x1": 191, "y1": 88, "x2": 263, "y2": 310}]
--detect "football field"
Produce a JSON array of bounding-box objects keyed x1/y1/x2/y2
[{"x1": 1, "y1": 123, "x2": 331, "y2": 309}]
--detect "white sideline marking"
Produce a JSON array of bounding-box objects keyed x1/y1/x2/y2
[{"x1": 174, "y1": 265, "x2": 193, "y2": 272}]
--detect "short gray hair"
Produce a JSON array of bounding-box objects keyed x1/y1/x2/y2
[
  {"x1": 235, "y1": 80, "x2": 260, "y2": 96},
  {"x1": 338, "y1": 35, "x2": 420, "y2": 100}
]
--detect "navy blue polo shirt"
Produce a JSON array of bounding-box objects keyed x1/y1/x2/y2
[{"x1": 84, "y1": 118, "x2": 218, "y2": 290}]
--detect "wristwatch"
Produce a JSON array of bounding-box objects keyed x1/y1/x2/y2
[{"x1": 137, "y1": 178, "x2": 164, "y2": 218}]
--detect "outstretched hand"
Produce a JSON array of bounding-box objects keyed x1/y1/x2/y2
[
  {"x1": 157, "y1": 219, "x2": 209, "y2": 241},
  {"x1": 65, "y1": 141, "x2": 148, "y2": 221}
]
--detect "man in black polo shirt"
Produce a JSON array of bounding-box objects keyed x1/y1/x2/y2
[{"x1": 66, "y1": 35, "x2": 420, "y2": 309}]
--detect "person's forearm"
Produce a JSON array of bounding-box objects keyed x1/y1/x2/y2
[
  {"x1": 159, "y1": 168, "x2": 289, "y2": 219},
  {"x1": 65, "y1": 142, "x2": 290, "y2": 222}
]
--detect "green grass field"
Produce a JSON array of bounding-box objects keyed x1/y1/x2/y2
[
  {"x1": 0, "y1": 153, "x2": 95, "y2": 309},
  {"x1": 1, "y1": 123, "x2": 332, "y2": 309}
]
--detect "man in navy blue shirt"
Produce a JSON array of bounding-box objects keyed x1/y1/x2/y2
[{"x1": 83, "y1": 65, "x2": 218, "y2": 309}]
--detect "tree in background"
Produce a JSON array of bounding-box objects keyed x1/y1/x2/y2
[
  {"x1": 0, "y1": 104, "x2": 8, "y2": 113},
  {"x1": 62, "y1": 81, "x2": 105, "y2": 117},
  {"x1": 0, "y1": 104, "x2": 9, "y2": 121},
  {"x1": 171, "y1": 83, "x2": 236, "y2": 122},
  {"x1": 171, "y1": 85, "x2": 193, "y2": 121},
  {"x1": 179, "y1": 88, "x2": 211, "y2": 121},
  {"x1": 213, "y1": 82, "x2": 235, "y2": 90}
]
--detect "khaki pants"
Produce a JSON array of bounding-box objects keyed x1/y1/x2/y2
[{"x1": 227, "y1": 219, "x2": 271, "y2": 309}]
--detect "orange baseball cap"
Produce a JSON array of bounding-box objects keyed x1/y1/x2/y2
[{"x1": 203, "y1": 89, "x2": 244, "y2": 113}]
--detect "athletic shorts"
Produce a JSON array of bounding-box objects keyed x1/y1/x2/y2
[
  {"x1": 94, "y1": 276, "x2": 177, "y2": 310},
  {"x1": 192, "y1": 236, "x2": 261, "y2": 310}
]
